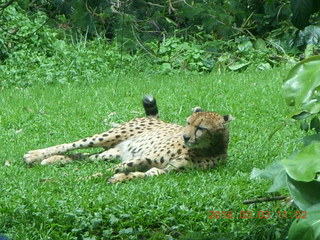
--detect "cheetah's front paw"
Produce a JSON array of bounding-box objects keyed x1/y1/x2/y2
[
  {"x1": 40, "y1": 155, "x2": 73, "y2": 165},
  {"x1": 107, "y1": 172, "x2": 145, "y2": 184},
  {"x1": 23, "y1": 150, "x2": 47, "y2": 164}
]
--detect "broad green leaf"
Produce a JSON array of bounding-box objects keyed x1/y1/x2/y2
[
  {"x1": 250, "y1": 161, "x2": 287, "y2": 192},
  {"x1": 300, "y1": 119, "x2": 309, "y2": 132},
  {"x1": 303, "y1": 134, "x2": 320, "y2": 146},
  {"x1": 310, "y1": 116, "x2": 320, "y2": 133},
  {"x1": 237, "y1": 40, "x2": 253, "y2": 52},
  {"x1": 282, "y1": 142, "x2": 320, "y2": 181},
  {"x1": 267, "y1": 169, "x2": 287, "y2": 192},
  {"x1": 228, "y1": 62, "x2": 250, "y2": 71},
  {"x1": 254, "y1": 38, "x2": 267, "y2": 50},
  {"x1": 287, "y1": 175, "x2": 320, "y2": 210},
  {"x1": 310, "y1": 103, "x2": 320, "y2": 114},
  {"x1": 283, "y1": 56, "x2": 320, "y2": 107},
  {"x1": 250, "y1": 167, "x2": 263, "y2": 179},
  {"x1": 251, "y1": 161, "x2": 284, "y2": 179},
  {"x1": 288, "y1": 204, "x2": 320, "y2": 240},
  {"x1": 161, "y1": 63, "x2": 171, "y2": 72},
  {"x1": 257, "y1": 63, "x2": 271, "y2": 70},
  {"x1": 218, "y1": 54, "x2": 230, "y2": 62},
  {"x1": 292, "y1": 111, "x2": 311, "y2": 120},
  {"x1": 291, "y1": 0, "x2": 320, "y2": 29},
  {"x1": 301, "y1": 26, "x2": 320, "y2": 45}
]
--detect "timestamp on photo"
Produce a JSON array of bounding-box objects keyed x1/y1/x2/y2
[{"x1": 208, "y1": 210, "x2": 307, "y2": 220}]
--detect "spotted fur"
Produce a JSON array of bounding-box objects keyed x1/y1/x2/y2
[{"x1": 23, "y1": 96, "x2": 233, "y2": 183}]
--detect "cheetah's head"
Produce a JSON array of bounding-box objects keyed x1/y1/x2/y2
[{"x1": 183, "y1": 108, "x2": 234, "y2": 149}]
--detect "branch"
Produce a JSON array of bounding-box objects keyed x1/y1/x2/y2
[
  {"x1": 0, "y1": 0, "x2": 15, "y2": 9},
  {"x1": 243, "y1": 196, "x2": 288, "y2": 205}
]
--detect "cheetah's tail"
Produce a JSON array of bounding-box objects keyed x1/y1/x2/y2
[{"x1": 142, "y1": 95, "x2": 158, "y2": 117}]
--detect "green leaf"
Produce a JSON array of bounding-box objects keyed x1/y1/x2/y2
[
  {"x1": 287, "y1": 175, "x2": 320, "y2": 210},
  {"x1": 228, "y1": 62, "x2": 250, "y2": 71},
  {"x1": 303, "y1": 134, "x2": 320, "y2": 146},
  {"x1": 292, "y1": 111, "x2": 311, "y2": 120},
  {"x1": 282, "y1": 56, "x2": 320, "y2": 107},
  {"x1": 267, "y1": 169, "x2": 287, "y2": 192},
  {"x1": 217, "y1": 54, "x2": 230, "y2": 62},
  {"x1": 288, "y1": 204, "x2": 320, "y2": 240},
  {"x1": 310, "y1": 116, "x2": 320, "y2": 133},
  {"x1": 291, "y1": 0, "x2": 320, "y2": 29},
  {"x1": 257, "y1": 63, "x2": 271, "y2": 70},
  {"x1": 310, "y1": 103, "x2": 320, "y2": 114},
  {"x1": 237, "y1": 40, "x2": 253, "y2": 52},
  {"x1": 300, "y1": 119, "x2": 309, "y2": 132},
  {"x1": 299, "y1": 26, "x2": 320, "y2": 47},
  {"x1": 282, "y1": 142, "x2": 320, "y2": 181},
  {"x1": 254, "y1": 38, "x2": 267, "y2": 50},
  {"x1": 161, "y1": 63, "x2": 172, "y2": 72},
  {"x1": 250, "y1": 161, "x2": 287, "y2": 192}
]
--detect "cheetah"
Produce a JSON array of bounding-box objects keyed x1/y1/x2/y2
[{"x1": 23, "y1": 96, "x2": 233, "y2": 183}]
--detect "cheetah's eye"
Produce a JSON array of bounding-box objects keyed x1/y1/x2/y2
[{"x1": 197, "y1": 126, "x2": 207, "y2": 131}]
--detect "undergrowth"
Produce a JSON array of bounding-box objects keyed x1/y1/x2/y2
[{"x1": 0, "y1": 2, "x2": 299, "y2": 89}]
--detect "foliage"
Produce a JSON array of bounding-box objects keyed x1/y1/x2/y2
[
  {"x1": 0, "y1": 1, "x2": 55, "y2": 62},
  {"x1": 0, "y1": 2, "x2": 297, "y2": 88},
  {"x1": 252, "y1": 56, "x2": 320, "y2": 240},
  {"x1": 25, "y1": 0, "x2": 318, "y2": 58},
  {"x1": 291, "y1": 0, "x2": 320, "y2": 29},
  {"x1": 143, "y1": 34, "x2": 293, "y2": 73},
  {"x1": 146, "y1": 37, "x2": 212, "y2": 72},
  {"x1": 2, "y1": 0, "x2": 320, "y2": 85},
  {"x1": 12, "y1": 0, "x2": 306, "y2": 58},
  {"x1": 29, "y1": 0, "x2": 292, "y2": 41},
  {"x1": 290, "y1": 0, "x2": 320, "y2": 57},
  {"x1": 288, "y1": 203, "x2": 320, "y2": 240},
  {"x1": 0, "y1": 2, "x2": 145, "y2": 88},
  {"x1": 282, "y1": 56, "x2": 320, "y2": 132}
]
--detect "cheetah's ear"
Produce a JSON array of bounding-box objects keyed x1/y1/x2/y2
[
  {"x1": 223, "y1": 114, "x2": 235, "y2": 123},
  {"x1": 192, "y1": 107, "x2": 203, "y2": 113}
]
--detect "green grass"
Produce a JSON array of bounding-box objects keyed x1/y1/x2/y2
[{"x1": 0, "y1": 68, "x2": 302, "y2": 240}]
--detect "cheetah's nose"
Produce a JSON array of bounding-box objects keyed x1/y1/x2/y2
[{"x1": 183, "y1": 135, "x2": 190, "y2": 142}]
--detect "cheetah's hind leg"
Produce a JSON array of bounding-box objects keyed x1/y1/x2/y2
[
  {"x1": 40, "y1": 153, "x2": 92, "y2": 165},
  {"x1": 38, "y1": 147, "x2": 122, "y2": 165}
]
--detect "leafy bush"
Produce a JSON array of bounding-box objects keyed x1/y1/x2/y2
[
  {"x1": 21, "y1": 0, "x2": 293, "y2": 48},
  {"x1": 252, "y1": 56, "x2": 320, "y2": 240},
  {"x1": 30, "y1": 0, "x2": 290, "y2": 40},
  {"x1": 0, "y1": 2, "x2": 144, "y2": 88},
  {"x1": 146, "y1": 34, "x2": 293, "y2": 73},
  {"x1": 2, "y1": 0, "x2": 320, "y2": 89}
]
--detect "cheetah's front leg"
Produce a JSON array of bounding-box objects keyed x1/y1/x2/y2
[
  {"x1": 108, "y1": 159, "x2": 191, "y2": 183},
  {"x1": 108, "y1": 167, "x2": 166, "y2": 183}
]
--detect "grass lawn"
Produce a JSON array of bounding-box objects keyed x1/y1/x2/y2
[{"x1": 0, "y1": 68, "x2": 302, "y2": 240}]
